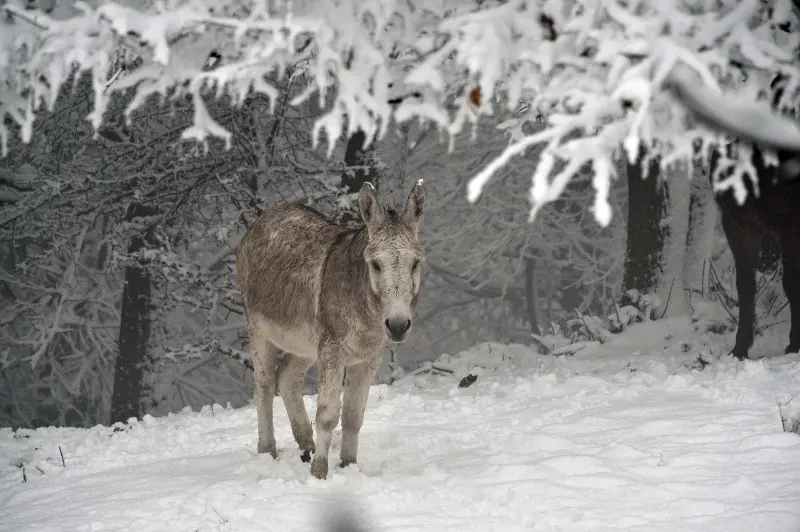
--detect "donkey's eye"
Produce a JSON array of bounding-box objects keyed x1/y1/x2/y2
[
  {"x1": 370, "y1": 260, "x2": 381, "y2": 273},
  {"x1": 411, "y1": 259, "x2": 420, "y2": 272}
]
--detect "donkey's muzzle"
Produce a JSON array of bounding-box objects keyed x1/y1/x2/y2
[{"x1": 385, "y1": 317, "x2": 411, "y2": 342}]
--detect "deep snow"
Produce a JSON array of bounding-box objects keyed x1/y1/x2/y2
[{"x1": 2, "y1": 317, "x2": 800, "y2": 532}]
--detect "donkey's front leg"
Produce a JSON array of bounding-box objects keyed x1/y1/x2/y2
[
  {"x1": 340, "y1": 357, "x2": 381, "y2": 469},
  {"x1": 277, "y1": 353, "x2": 316, "y2": 462},
  {"x1": 310, "y1": 341, "x2": 346, "y2": 479}
]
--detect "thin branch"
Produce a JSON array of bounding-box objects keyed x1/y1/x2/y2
[{"x1": 2, "y1": 5, "x2": 48, "y2": 30}]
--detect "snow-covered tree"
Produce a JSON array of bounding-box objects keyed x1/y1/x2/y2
[
  {"x1": 4, "y1": 0, "x2": 800, "y2": 426},
  {"x1": 2, "y1": 0, "x2": 800, "y2": 226},
  {"x1": 367, "y1": 116, "x2": 626, "y2": 370},
  {"x1": 0, "y1": 62, "x2": 347, "y2": 426}
]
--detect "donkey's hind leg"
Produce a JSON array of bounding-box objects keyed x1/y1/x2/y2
[
  {"x1": 277, "y1": 353, "x2": 316, "y2": 462},
  {"x1": 340, "y1": 357, "x2": 381, "y2": 469},
  {"x1": 248, "y1": 326, "x2": 280, "y2": 458}
]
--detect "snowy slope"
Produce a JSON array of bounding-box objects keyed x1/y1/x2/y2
[{"x1": 2, "y1": 318, "x2": 800, "y2": 532}]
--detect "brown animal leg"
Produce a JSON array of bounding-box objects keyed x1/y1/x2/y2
[
  {"x1": 780, "y1": 237, "x2": 800, "y2": 354},
  {"x1": 250, "y1": 337, "x2": 280, "y2": 458},
  {"x1": 340, "y1": 358, "x2": 381, "y2": 469},
  {"x1": 721, "y1": 213, "x2": 761, "y2": 360},
  {"x1": 277, "y1": 353, "x2": 316, "y2": 462},
  {"x1": 310, "y1": 341, "x2": 346, "y2": 480}
]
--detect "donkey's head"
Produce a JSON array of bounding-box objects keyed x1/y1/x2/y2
[{"x1": 358, "y1": 181, "x2": 425, "y2": 343}]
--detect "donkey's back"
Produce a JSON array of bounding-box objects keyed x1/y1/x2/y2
[{"x1": 236, "y1": 203, "x2": 343, "y2": 358}]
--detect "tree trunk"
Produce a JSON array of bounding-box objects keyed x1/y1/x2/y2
[
  {"x1": 759, "y1": 234, "x2": 781, "y2": 274},
  {"x1": 524, "y1": 256, "x2": 541, "y2": 334},
  {"x1": 657, "y1": 162, "x2": 692, "y2": 318},
  {"x1": 110, "y1": 203, "x2": 156, "y2": 424},
  {"x1": 307, "y1": 130, "x2": 378, "y2": 393},
  {"x1": 339, "y1": 131, "x2": 378, "y2": 225},
  {"x1": 622, "y1": 152, "x2": 667, "y2": 294},
  {"x1": 683, "y1": 161, "x2": 718, "y2": 303}
]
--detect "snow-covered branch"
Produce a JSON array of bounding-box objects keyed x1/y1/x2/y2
[
  {"x1": 1, "y1": 0, "x2": 799, "y2": 225},
  {"x1": 667, "y1": 65, "x2": 800, "y2": 152}
]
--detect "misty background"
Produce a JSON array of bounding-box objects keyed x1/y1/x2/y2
[{"x1": 1, "y1": 68, "x2": 778, "y2": 430}]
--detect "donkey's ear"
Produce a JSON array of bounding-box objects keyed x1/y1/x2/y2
[
  {"x1": 358, "y1": 182, "x2": 384, "y2": 232},
  {"x1": 402, "y1": 179, "x2": 425, "y2": 235}
]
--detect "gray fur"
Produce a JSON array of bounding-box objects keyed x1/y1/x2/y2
[{"x1": 236, "y1": 181, "x2": 425, "y2": 479}]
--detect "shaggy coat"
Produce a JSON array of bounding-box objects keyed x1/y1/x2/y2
[{"x1": 236, "y1": 181, "x2": 425, "y2": 479}]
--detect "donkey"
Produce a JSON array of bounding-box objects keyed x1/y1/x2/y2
[{"x1": 235, "y1": 180, "x2": 425, "y2": 479}]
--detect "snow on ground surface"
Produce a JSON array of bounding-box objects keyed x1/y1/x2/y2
[{"x1": 2, "y1": 317, "x2": 800, "y2": 532}]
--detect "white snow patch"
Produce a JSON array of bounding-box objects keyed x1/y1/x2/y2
[{"x1": 2, "y1": 320, "x2": 800, "y2": 531}]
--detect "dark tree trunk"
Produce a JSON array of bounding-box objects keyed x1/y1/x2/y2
[
  {"x1": 709, "y1": 146, "x2": 780, "y2": 275},
  {"x1": 308, "y1": 130, "x2": 379, "y2": 393},
  {"x1": 549, "y1": 163, "x2": 596, "y2": 313},
  {"x1": 110, "y1": 203, "x2": 156, "y2": 424},
  {"x1": 339, "y1": 131, "x2": 378, "y2": 225},
  {"x1": 524, "y1": 257, "x2": 541, "y2": 334},
  {"x1": 622, "y1": 152, "x2": 667, "y2": 293},
  {"x1": 759, "y1": 235, "x2": 781, "y2": 273}
]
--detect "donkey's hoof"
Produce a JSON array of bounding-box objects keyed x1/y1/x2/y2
[
  {"x1": 257, "y1": 440, "x2": 277, "y2": 459},
  {"x1": 310, "y1": 457, "x2": 328, "y2": 479},
  {"x1": 339, "y1": 458, "x2": 356, "y2": 469},
  {"x1": 300, "y1": 449, "x2": 313, "y2": 463}
]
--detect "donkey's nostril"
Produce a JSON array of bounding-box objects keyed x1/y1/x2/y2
[{"x1": 385, "y1": 317, "x2": 412, "y2": 341}]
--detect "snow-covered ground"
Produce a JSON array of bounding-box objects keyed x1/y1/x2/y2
[{"x1": 2, "y1": 317, "x2": 800, "y2": 532}]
